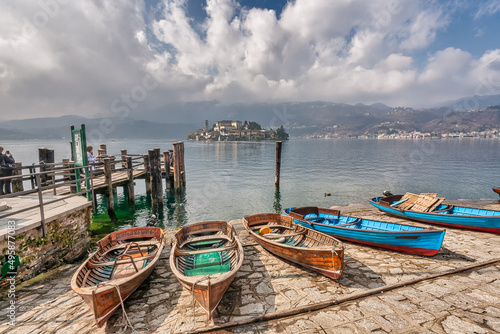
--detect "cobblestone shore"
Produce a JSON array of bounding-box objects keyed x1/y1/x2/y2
[{"x1": 1, "y1": 200, "x2": 500, "y2": 333}]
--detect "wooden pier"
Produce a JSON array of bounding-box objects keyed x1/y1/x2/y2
[{"x1": 0, "y1": 141, "x2": 187, "y2": 224}]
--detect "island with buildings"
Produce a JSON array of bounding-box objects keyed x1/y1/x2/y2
[{"x1": 188, "y1": 120, "x2": 289, "y2": 141}]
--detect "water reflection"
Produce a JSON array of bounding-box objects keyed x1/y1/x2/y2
[
  {"x1": 164, "y1": 188, "x2": 188, "y2": 227},
  {"x1": 273, "y1": 188, "x2": 282, "y2": 213}
]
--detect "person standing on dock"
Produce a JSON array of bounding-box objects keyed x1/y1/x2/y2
[
  {"x1": 0, "y1": 146, "x2": 15, "y2": 195},
  {"x1": 86, "y1": 146, "x2": 98, "y2": 170}
]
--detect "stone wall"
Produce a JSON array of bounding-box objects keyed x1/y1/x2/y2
[{"x1": 0, "y1": 206, "x2": 92, "y2": 284}]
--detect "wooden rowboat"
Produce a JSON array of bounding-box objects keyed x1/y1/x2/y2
[
  {"x1": 283, "y1": 207, "x2": 445, "y2": 256},
  {"x1": 71, "y1": 227, "x2": 164, "y2": 328},
  {"x1": 170, "y1": 221, "x2": 244, "y2": 320},
  {"x1": 243, "y1": 213, "x2": 344, "y2": 279},
  {"x1": 493, "y1": 187, "x2": 500, "y2": 196},
  {"x1": 370, "y1": 194, "x2": 500, "y2": 234}
]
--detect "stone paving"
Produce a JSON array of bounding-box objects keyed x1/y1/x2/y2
[{"x1": 1, "y1": 200, "x2": 500, "y2": 333}]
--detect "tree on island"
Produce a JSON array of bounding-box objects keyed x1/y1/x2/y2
[
  {"x1": 246, "y1": 121, "x2": 261, "y2": 130},
  {"x1": 276, "y1": 125, "x2": 289, "y2": 140}
]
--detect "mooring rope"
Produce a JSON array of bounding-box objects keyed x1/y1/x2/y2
[
  {"x1": 99, "y1": 282, "x2": 145, "y2": 333},
  {"x1": 191, "y1": 275, "x2": 210, "y2": 330}
]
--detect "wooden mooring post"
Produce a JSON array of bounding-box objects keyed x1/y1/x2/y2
[
  {"x1": 149, "y1": 148, "x2": 163, "y2": 211},
  {"x1": 275, "y1": 141, "x2": 282, "y2": 190},
  {"x1": 104, "y1": 158, "x2": 116, "y2": 220},
  {"x1": 126, "y1": 156, "x2": 135, "y2": 209},
  {"x1": 172, "y1": 141, "x2": 186, "y2": 192},
  {"x1": 143, "y1": 154, "x2": 151, "y2": 198}
]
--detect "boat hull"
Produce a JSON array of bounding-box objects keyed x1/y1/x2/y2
[
  {"x1": 283, "y1": 207, "x2": 445, "y2": 256},
  {"x1": 244, "y1": 213, "x2": 344, "y2": 279},
  {"x1": 370, "y1": 196, "x2": 500, "y2": 234},
  {"x1": 170, "y1": 221, "x2": 244, "y2": 320},
  {"x1": 71, "y1": 227, "x2": 165, "y2": 327}
]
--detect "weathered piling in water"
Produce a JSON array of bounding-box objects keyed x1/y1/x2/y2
[
  {"x1": 103, "y1": 158, "x2": 116, "y2": 219},
  {"x1": 275, "y1": 141, "x2": 282, "y2": 190},
  {"x1": 39, "y1": 147, "x2": 54, "y2": 187},
  {"x1": 172, "y1": 141, "x2": 186, "y2": 192},
  {"x1": 148, "y1": 148, "x2": 164, "y2": 211},
  {"x1": 144, "y1": 154, "x2": 151, "y2": 197},
  {"x1": 126, "y1": 156, "x2": 135, "y2": 209},
  {"x1": 163, "y1": 150, "x2": 171, "y2": 190}
]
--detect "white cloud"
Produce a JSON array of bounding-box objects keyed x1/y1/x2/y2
[
  {"x1": 1, "y1": 0, "x2": 500, "y2": 120},
  {"x1": 475, "y1": 0, "x2": 500, "y2": 18}
]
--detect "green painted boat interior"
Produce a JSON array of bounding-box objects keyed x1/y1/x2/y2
[{"x1": 183, "y1": 242, "x2": 232, "y2": 277}]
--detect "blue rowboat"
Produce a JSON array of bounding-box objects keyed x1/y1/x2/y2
[
  {"x1": 370, "y1": 195, "x2": 500, "y2": 234},
  {"x1": 283, "y1": 207, "x2": 445, "y2": 256}
]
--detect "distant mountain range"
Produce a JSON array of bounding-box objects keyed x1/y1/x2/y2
[
  {"x1": 0, "y1": 116, "x2": 194, "y2": 140},
  {"x1": 2, "y1": 94, "x2": 500, "y2": 140}
]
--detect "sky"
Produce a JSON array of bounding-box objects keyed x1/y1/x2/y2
[{"x1": 1, "y1": 0, "x2": 500, "y2": 120}]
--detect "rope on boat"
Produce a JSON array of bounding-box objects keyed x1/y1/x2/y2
[
  {"x1": 98, "y1": 282, "x2": 145, "y2": 334},
  {"x1": 331, "y1": 248, "x2": 339, "y2": 272},
  {"x1": 191, "y1": 275, "x2": 210, "y2": 330}
]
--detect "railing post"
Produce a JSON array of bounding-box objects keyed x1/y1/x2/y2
[
  {"x1": 38, "y1": 147, "x2": 54, "y2": 187},
  {"x1": 121, "y1": 149, "x2": 128, "y2": 168},
  {"x1": 35, "y1": 174, "x2": 46, "y2": 238},
  {"x1": 98, "y1": 144, "x2": 107, "y2": 157},
  {"x1": 12, "y1": 162, "x2": 23, "y2": 193},
  {"x1": 126, "y1": 156, "x2": 135, "y2": 209}
]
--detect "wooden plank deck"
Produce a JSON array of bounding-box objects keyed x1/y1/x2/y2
[{"x1": 46, "y1": 168, "x2": 147, "y2": 196}]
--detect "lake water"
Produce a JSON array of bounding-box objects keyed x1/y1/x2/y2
[{"x1": 3, "y1": 138, "x2": 499, "y2": 236}]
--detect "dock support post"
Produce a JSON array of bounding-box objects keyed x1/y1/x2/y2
[
  {"x1": 173, "y1": 142, "x2": 181, "y2": 192},
  {"x1": 179, "y1": 141, "x2": 186, "y2": 186},
  {"x1": 143, "y1": 154, "x2": 151, "y2": 198},
  {"x1": 104, "y1": 158, "x2": 116, "y2": 220},
  {"x1": 126, "y1": 156, "x2": 135, "y2": 209},
  {"x1": 275, "y1": 141, "x2": 282, "y2": 190},
  {"x1": 38, "y1": 147, "x2": 54, "y2": 187},
  {"x1": 149, "y1": 148, "x2": 163, "y2": 212},
  {"x1": 163, "y1": 150, "x2": 171, "y2": 190}
]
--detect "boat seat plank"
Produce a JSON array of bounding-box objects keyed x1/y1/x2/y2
[
  {"x1": 176, "y1": 244, "x2": 236, "y2": 256},
  {"x1": 251, "y1": 225, "x2": 295, "y2": 231},
  {"x1": 180, "y1": 235, "x2": 231, "y2": 249},
  {"x1": 184, "y1": 228, "x2": 224, "y2": 236},
  {"x1": 263, "y1": 231, "x2": 306, "y2": 239},
  {"x1": 88, "y1": 253, "x2": 157, "y2": 268}
]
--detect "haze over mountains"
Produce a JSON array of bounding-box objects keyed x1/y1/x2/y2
[{"x1": 2, "y1": 94, "x2": 500, "y2": 140}]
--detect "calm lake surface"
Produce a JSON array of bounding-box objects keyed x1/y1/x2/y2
[{"x1": 3, "y1": 138, "x2": 500, "y2": 235}]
